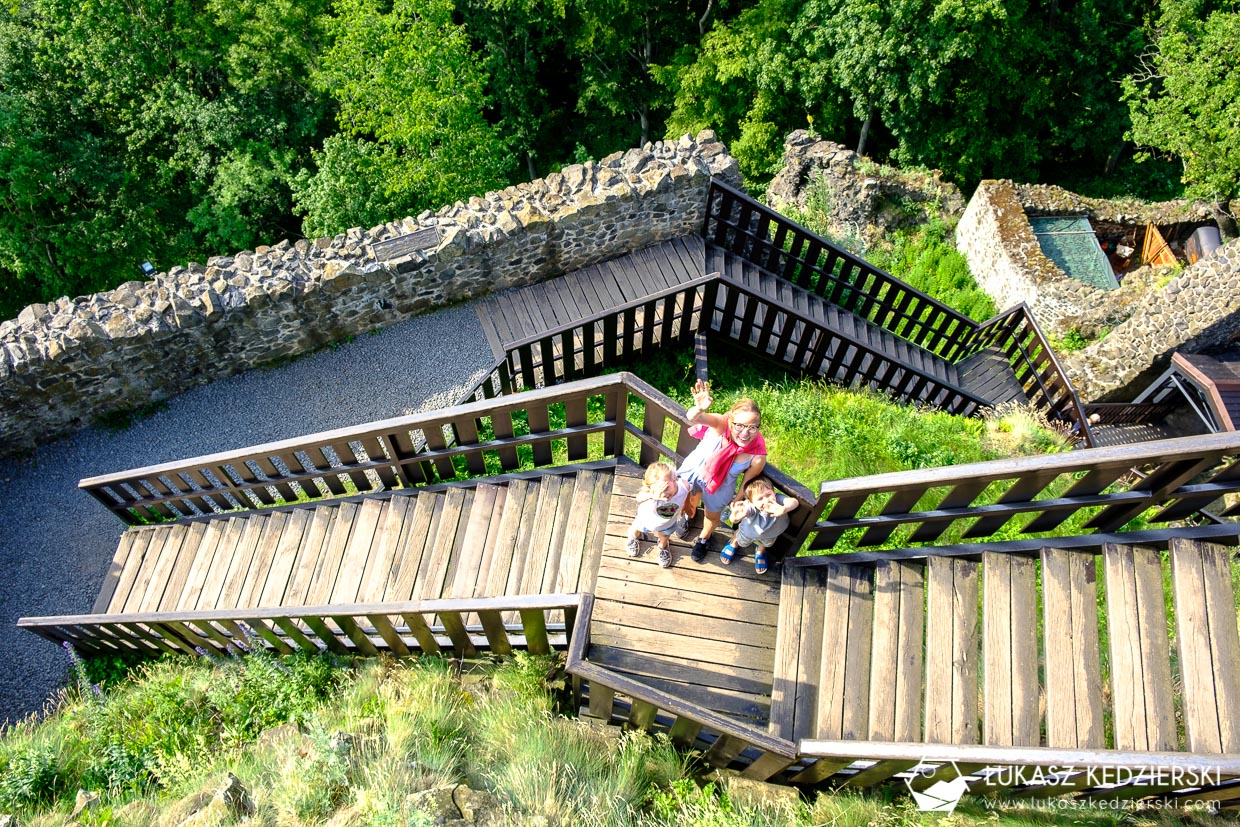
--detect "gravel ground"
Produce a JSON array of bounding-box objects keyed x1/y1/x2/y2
[{"x1": 0, "y1": 302, "x2": 496, "y2": 725}]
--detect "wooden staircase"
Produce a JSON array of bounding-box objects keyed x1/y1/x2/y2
[
  {"x1": 707, "y1": 246, "x2": 1025, "y2": 410},
  {"x1": 770, "y1": 540, "x2": 1240, "y2": 758},
  {"x1": 94, "y1": 470, "x2": 615, "y2": 616}
]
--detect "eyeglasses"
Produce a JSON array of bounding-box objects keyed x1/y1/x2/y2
[{"x1": 731, "y1": 422, "x2": 760, "y2": 434}]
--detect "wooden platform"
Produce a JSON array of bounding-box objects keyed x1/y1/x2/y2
[
  {"x1": 93, "y1": 469, "x2": 614, "y2": 615},
  {"x1": 773, "y1": 540, "x2": 1240, "y2": 754},
  {"x1": 587, "y1": 462, "x2": 781, "y2": 725},
  {"x1": 475, "y1": 236, "x2": 706, "y2": 358}
]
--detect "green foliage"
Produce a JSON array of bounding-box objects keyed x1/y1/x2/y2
[
  {"x1": 294, "y1": 0, "x2": 511, "y2": 237},
  {"x1": 1123, "y1": 0, "x2": 1240, "y2": 205},
  {"x1": 0, "y1": 0, "x2": 332, "y2": 319},
  {"x1": 866, "y1": 222, "x2": 998, "y2": 322}
]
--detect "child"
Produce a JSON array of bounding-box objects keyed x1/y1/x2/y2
[
  {"x1": 721, "y1": 477, "x2": 798, "y2": 574},
  {"x1": 628, "y1": 461, "x2": 690, "y2": 568}
]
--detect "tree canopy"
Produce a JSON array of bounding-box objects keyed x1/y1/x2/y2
[
  {"x1": 1123, "y1": 0, "x2": 1240, "y2": 228},
  {"x1": 0, "y1": 0, "x2": 1232, "y2": 319}
]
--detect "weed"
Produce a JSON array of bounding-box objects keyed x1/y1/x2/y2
[{"x1": 94, "y1": 400, "x2": 170, "y2": 432}]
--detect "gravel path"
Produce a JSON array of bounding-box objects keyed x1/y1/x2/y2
[{"x1": 0, "y1": 303, "x2": 496, "y2": 725}]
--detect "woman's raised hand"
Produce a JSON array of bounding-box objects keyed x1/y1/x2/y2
[{"x1": 691, "y1": 379, "x2": 712, "y2": 411}]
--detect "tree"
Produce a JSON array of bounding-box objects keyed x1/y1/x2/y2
[
  {"x1": 294, "y1": 0, "x2": 511, "y2": 237},
  {"x1": 0, "y1": 0, "x2": 330, "y2": 318},
  {"x1": 1124, "y1": 0, "x2": 1240, "y2": 235}
]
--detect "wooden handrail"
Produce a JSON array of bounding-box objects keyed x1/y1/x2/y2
[
  {"x1": 800, "y1": 431, "x2": 1240, "y2": 552},
  {"x1": 19, "y1": 594, "x2": 586, "y2": 660},
  {"x1": 704, "y1": 180, "x2": 979, "y2": 359},
  {"x1": 964, "y1": 303, "x2": 1093, "y2": 445}
]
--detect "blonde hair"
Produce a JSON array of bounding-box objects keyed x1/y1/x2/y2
[
  {"x1": 728, "y1": 398, "x2": 761, "y2": 425},
  {"x1": 638, "y1": 461, "x2": 677, "y2": 498},
  {"x1": 743, "y1": 476, "x2": 775, "y2": 501}
]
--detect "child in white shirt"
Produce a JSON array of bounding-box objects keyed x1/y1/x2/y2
[{"x1": 628, "y1": 461, "x2": 690, "y2": 568}]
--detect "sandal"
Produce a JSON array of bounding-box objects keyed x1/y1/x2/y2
[
  {"x1": 720, "y1": 543, "x2": 737, "y2": 565},
  {"x1": 754, "y1": 548, "x2": 768, "y2": 574}
]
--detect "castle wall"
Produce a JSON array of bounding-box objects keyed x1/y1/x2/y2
[{"x1": 0, "y1": 132, "x2": 741, "y2": 456}]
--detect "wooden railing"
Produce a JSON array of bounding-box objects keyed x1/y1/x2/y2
[
  {"x1": 963, "y1": 304, "x2": 1093, "y2": 446},
  {"x1": 1084, "y1": 401, "x2": 1182, "y2": 425},
  {"x1": 707, "y1": 272, "x2": 989, "y2": 417},
  {"x1": 703, "y1": 180, "x2": 1092, "y2": 441},
  {"x1": 795, "y1": 740, "x2": 1240, "y2": 799},
  {"x1": 704, "y1": 180, "x2": 977, "y2": 360},
  {"x1": 499, "y1": 274, "x2": 716, "y2": 393},
  {"x1": 18, "y1": 594, "x2": 582, "y2": 660},
  {"x1": 797, "y1": 431, "x2": 1240, "y2": 553},
  {"x1": 564, "y1": 595, "x2": 801, "y2": 782},
  {"x1": 80, "y1": 374, "x2": 818, "y2": 538}
]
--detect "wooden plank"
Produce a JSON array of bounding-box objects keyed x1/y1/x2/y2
[
  {"x1": 577, "y1": 472, "x2": 614, "y2": 593},
  {"x1": 446, "y1": 484, "x2": 498, "y2": 598},
  {"x1": 868, "y1": 560, "x2": 924, "y2": 742},
  {"x1": 541, "y1": 476, "x2": 577, "y2": 593},
  {"x1": 106, "y1": 529, "x2": 156, "y2": 613},
  {"x1": 593, "y1": 571, "x2": 780, "y2": 627},
  {"x1": 305, "y1": 503, "x2": 357, "y2": 606},
  {"x1": 159, "y1": 523, "x2": 209, "y2": 612},
  {"x1": 471, "y1": 487, "x2": 510, "y2": 599},
  {"x1": 173, "y1": 520, "x2": 225, "y2": 611},
  {"x1": 416, "y1": 488, "x2": 470, "y2": 600},
  {"x1": 591, "y1": 600, "x2": 776, "y2": 649},
  {"x1": 93, "y1": 532, "x2": 138, "y2": 614},
  {"x1": 588, "y1": 624, "x2": 775, "y2": 674},
  {"x1": 1170, "y1": 537, "x2": 1240, "y2": 753},
  {"x1": 923, "y1": 556, "x2": 979, "y2": 744},
  {"x1": 355, "y1": 498, "x2": 409, "y2": 603},
  {"x1": 283, "y1": 507, "x2": 335, "y2": 606},
  {"x1": 215, "y1": 516, "x2": 268, "y2": 609},
  {"x1": 594, "y1": 556, "x2": 781, "y2": 607},
  {"x1": 329, "y1": 499, "x2": 385, "y2": 604},
  {"x1": 816, "y1": 563, "x2": 874, "y2": 740},
  {"x1": 483, "y1": 480, "x2": 529, "y2": 601},
  {"x1": 555, "y1": 473, "x2": 597, "y2": 593},
  {"x1": 586, "y1": 645, "x2": 773, "y2": 696},
  {"x1": 123, "y1": 527, "x2": 181, "y2": 613},
  {"x1": 1103, "y1": 543, "x2": 1177, "y2": 751},
  {"x1": 769, "y1": 566, "x2": 811, "y2": 740},
  {"x1": 384, "y1": 493, "x2": 438, "y2": 602},
  {"x1": 504, "y1": 482, "x2": 543, "y2": 604},
  {"x1": 256, "y1": 508, "x2": 311, "y2": 607},
  {"x1": 982, "y1": 551, "x2": 1039, "y2": 746},
  {"x1": 1040, "y1": 547, "x2": 1105, "y2": 748},
  {"x1": 133, "y1": 525, "x2": 188, "y2": 612},
  {"x1": 194, "y1": 518, "x2": 246, "y2": 610},
  {"x1": 234, "y1": 512, "x2": 288, "y2": 609}
]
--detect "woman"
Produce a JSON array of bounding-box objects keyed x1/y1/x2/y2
[{"x1": 677, "y1": 379, "x2": 767, "y2": 563}]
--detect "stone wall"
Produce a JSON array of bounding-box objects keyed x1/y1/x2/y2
[
  {"x1": 1064, "y1": 238, "x2": 1240, "y2": 402},
  {"x1": 956, "y1": 179, "x2": 1240, "y2": 400},
  {"x1": 766, "y1": 131, "x2": 965, "y2": 250},
  {"x1": 0, "y1": 132, "x2": 741, "y2": 456},
  {"x1": 956, "y1": 180, "x2": 1223, "y2": 332}
]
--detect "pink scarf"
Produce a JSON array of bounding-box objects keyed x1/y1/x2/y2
[{"x1": 690, "y1": 420, "x2": 767, "y2": 494}]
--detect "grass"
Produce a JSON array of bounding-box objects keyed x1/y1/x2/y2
[{"x1": 5, "y1": 651, "x2": 1234, "y2": 827}]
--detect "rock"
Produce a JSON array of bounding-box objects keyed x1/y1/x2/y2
[
  {"x1": 706, "y1": 769, "x2": 801, "y2": 812},
  {"x1": 70, "y1": 790, "x2": 101, "y2": 820},
  {"x1": 405, "y1": 785, "x2": 460, "y2": 825},
  {"x1": 0, "y1": 814, "x2": 20, "y2": 827},
  {"x1": 215, "y1": 772, "x2": 254, "y2": 818},
  {"x1": 453, "y1": 786, "x2": 503, "y2": 824},
  {"x1": 766, "y1": 130, "x2": 964, "y2": 249}
]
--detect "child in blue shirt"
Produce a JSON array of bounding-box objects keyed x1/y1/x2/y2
[{"x1": 721, "y1": 477, "x2": 798, "y2": 574}]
